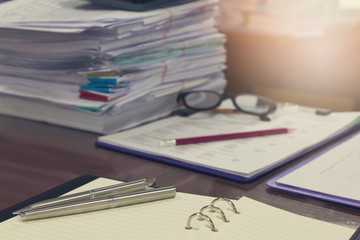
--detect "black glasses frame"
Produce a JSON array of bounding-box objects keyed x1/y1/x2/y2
[{"x1": 177, "y1": 90, "x2": 276, "y2": 121}]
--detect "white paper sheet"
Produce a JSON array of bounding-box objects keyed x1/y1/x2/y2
[
  {"x1": 276, "y1": 131, "x2": 360, "y2": 201},
  {"x1": 98, "y1": 105, "x2": 360, "y2": 178}
]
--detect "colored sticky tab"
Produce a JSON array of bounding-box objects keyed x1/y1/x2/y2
[
  {"x1": 87, "y1": 78, "x2": 118, "y2": 85},
  {"x1": 88, "y1": 77, "x2": 129, "y2": 85},
  {"x1": 350, "y1": 227, "x2": 360, "y2": 240},
  {"x1": 80, "y1": 85, "x2": 130, "y2": 93}
]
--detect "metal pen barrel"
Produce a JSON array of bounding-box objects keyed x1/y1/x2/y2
[
  {"x1": 20, "y1": 186, "x2": 176, "y2": 221},
  {"x1": 14, "y1": 179, "x2": 155, "y2": 214}
]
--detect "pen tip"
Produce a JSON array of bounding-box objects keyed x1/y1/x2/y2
[
  {"x1": 13, "y1": 206, "x2": 32, "y2": 215},
  {"x1": 146, "y1": 178, "x2": 156, "y2": 187}
]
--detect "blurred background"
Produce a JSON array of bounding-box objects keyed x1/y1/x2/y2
[{"x1": 218, "y1": 0, "x2": 360, "y2": 111}]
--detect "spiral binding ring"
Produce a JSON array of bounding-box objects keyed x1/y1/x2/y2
[
  {"x1": 185, "y1": 213, "x2": 217, "y2": 232},
  {"x1": 185, "y1": 197, "x2": 239, "y2": 232},
  {"x1": 210, "y1": 197, "x2": 240, "y2": 214},
  {"x1": 109, "y1": 197, "x2": 116, "y2": 208},
  {"x1": 89, "y1": 190, "x2": 96, "y2": 198},
  {"x1": 198, "y1": 205, "x2": 228, "y2": 222}
]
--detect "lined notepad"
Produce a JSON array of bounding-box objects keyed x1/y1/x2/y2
[{"x1": 0, "y1": 178, "x2": 354, "y2": 239}]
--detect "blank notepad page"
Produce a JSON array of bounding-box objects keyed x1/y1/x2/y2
[{"x1": 0, "y1": 178, "x2": 354, "y2": 240}]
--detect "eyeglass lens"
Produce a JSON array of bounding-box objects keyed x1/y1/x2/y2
[
  {"x1": 182, "y1": 91, "x2": 274, "y2": 116},
  {"x1": 183, "y1": 91, "x2": 221, "y2": 110},
  {"x1": 233, "y1": 95, "x2": 274, "y2": 115}
]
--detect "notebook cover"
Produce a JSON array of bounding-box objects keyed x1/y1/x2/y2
[{"x1": 0, "y1": 175, "x2": 98, "y2": 222}]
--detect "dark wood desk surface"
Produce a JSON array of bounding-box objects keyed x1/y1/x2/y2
[{"x1": 0, "y1": 114, "x2": 359, "y2": 229}]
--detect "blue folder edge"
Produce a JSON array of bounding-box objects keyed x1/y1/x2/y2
[
  {"x1": 267, "y1": 129, "x2": 360, "y2": 209},
  {"x1": 95, "y1": 124, "x2": 360, "y2": 183},
  {"x1": 96, "y1": 140, "x2": 252, "y2": 182},
  {"x1": 0, "y1": 175, "x2": 98, "y2": 223}
]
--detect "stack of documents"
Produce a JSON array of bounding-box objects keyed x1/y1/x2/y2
[{"x1": 0, "y1": 0, "x2": 226, "y2": 133}]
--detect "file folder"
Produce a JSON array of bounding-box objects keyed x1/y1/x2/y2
[
  {"x1": 96, "y1": 109, "x2": 360, "y2": 183},
  {"x1": 267, "y1": 129, "x2": 360, "y2": 209}
]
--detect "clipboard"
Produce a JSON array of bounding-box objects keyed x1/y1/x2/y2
[
  {"x1": 96, "y1": 111, "x2": 360, "y2": 183},
  {"x1": 0, "y1": 175, "x2": 97, "y2": 223},
  {"x1": 267, "y1": 129, "x2": 360, "y2": 209}
]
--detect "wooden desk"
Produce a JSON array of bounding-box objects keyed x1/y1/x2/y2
[{"x1": 0, "y1": 114, "x2": 359, "y2": 229}]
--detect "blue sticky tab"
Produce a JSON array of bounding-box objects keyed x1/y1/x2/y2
[
  {"x1": 80, "y1": 85, "x2": 130, "y2": 93},
  {"x1": 88, "y1": 78, "x2": 117, "y2": 85}
]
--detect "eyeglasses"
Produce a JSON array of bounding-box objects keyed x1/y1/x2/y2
[{"x1": 176, "y1": 91, "x2": 276, "y2": 121}]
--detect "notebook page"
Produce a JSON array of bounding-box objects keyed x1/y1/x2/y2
[
  {"x1": 216, "y1": 196, "x2": 354, "y2": 240},
  {"x1": 0, "y1": 0, "x2": 219, "y2": 30},
  {"x1": 0, "y1": 178, "x2": 354, "y2": 239},
  {"x1": 0, "y1": 0, "x2": 162, "y2": 24},
  {"x1": 276, "y1": 131, "x2": 360, "y2": 201}
]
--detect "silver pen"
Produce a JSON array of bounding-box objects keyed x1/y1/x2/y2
[
  {"x1": 18, "y1": 186, "x2": 176, "y2": 221},
  {"x1": 13, "y1": 178, "x2": 156, "y2": 214}
]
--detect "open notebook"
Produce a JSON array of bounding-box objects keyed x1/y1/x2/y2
[
  {"x1": 96, "y1": 106, "x2": 360, "y2": 182},
  {"x1": 0, "y1": 177, "x2": 356, "y2": 239}
]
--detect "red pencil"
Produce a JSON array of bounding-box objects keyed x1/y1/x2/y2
[{"x1": 159, "y1": 128, "x2": 294, "y2": 146}]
